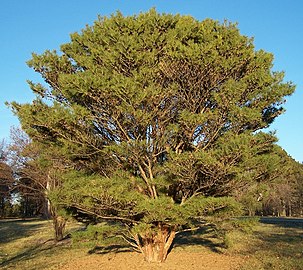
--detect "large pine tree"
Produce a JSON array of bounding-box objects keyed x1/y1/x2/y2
[{"x1": 10, "y1": 10, "x2": 295, "y2": 262}]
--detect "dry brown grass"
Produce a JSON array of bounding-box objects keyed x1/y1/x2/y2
[{"x1": 0, "y1": 218, "x2": 302, "y2": 270}]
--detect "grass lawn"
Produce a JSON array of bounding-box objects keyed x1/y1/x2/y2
[
  {"x1": 0, "y1": 217, "x2": 302, "y2": 270},
  {"x1": 0, "y1": 218, "x2": 84, "y2": 270},
  {"x1": 236, "y1": 218, "x2": 303, "y2": 270}
]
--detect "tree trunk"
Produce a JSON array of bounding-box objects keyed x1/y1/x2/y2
[
  {"x1": 137, "y1": 224, "x2": 176, "y2": 263},
  {"x1": 42, "y1": 197, "x2": 52, "y2": 219},
  {"x1": 286, "y1": 202, "x2": 292, "y2": 217},
  {"x1": 53, "y1": 215, "x2": 66, "y2": 241},
  {"x1": 45, "y1": 176, "x2": 66, "y2": 241},
  {"x1": 281, "y1": 200, "x2": 286, "y2": 217},
  {"x1": 49, "y1": 200, "x2": 66, "y2": 241}
]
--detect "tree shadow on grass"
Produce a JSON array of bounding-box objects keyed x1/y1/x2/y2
[
  {"x1": 254, "y1": 217, "x2": 303, "y2": 255},
  {"x1": 259, "y1": 217, "x2": 303, "y2": 229},
  {"x1": 0, "y1": 238, "x2": 58, "y2": 269},
  {"x1": 233, "y1": 220, "x2": 303, "y2": 270},
  {"x1": 255, "y1": 223, "x2": 303, "y2": 252},
  {"x1": 172, "y1": 225, "x2": 224, "y2": 253},
  {"x1": 259, "y1": 231, "x2": 302, "y2": 247},
  {"x1": 235, "y1": 218, "x2": 303, "y2": 260},
  {"x1": 0, "y1": 218, "x2": 48, "y2": 244},
  {"x1": 88, "y1": 244, "x2": 133, "y2": 255}
]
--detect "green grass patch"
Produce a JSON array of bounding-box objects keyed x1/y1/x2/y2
[
  {"x1": 0, "y1": 217, "x2": 302, "y2": 269},
  {"x1": 0, "y1": 218, "x2": 83, "y2": 270},
  {"x1": 231, "y1": 221, "x2": 303, "y2": 270}
]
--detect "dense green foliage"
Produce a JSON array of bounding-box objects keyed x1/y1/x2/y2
[{"x1": 10, "y1": 9, "x2": 296, "y2": 261}]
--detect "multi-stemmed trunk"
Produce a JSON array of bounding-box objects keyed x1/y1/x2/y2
[{"x1": 135, "y1": 224, "x2": 176, "y2": 263}]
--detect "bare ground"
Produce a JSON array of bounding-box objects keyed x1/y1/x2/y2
[{"x1": 51, "y1": 249, "x2": 245, "y2": 270}]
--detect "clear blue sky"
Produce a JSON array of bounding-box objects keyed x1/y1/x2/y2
[{"x1": 0, "y1": 0, "x2": 302, "y2": 162}]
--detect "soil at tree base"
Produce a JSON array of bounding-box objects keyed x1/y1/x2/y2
[{"x1": 51, "y1": 250, "x2": 244, "y2": 270}]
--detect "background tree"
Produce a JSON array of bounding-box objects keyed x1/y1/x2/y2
[
  {"x1": 260, "y1": 150, "x2": 303, "y2": 217},
  {"x1": 6, "y1": 128, "x2": 42, "y2": 218},
  {"x1": 10, "y1": 10, "x2": 295, "y2": 262},
  {"x1": 236, "y1": 145, "x2": 303, "y2": 217},
  {"x1": 293, "y1": 164, "x2": 303, "y2": 216},
  {"x1": 0, "y1": 140, "x2": 14, "y2": 218},
  {"x1": 8, "y1": 127, "x2": 67, "y2": 240}
]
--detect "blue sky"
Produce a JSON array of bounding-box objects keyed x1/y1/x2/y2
[{"x1": 0, "y1": 0, "x2": 302, "y2": 162}]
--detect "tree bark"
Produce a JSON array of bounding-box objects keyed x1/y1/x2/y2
[
  {"x1": 42, "y1": 197, "x2": 52, "y2": 219},
  {"x1": 49, "y1": 200, "x2": 66, "y2": 241},
  {"x1": 53, "y1": 215, "x2": 66, "y2": 241},
  {"x1": 137, "y1": 224, "x2": 176, "y2": 263}
]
